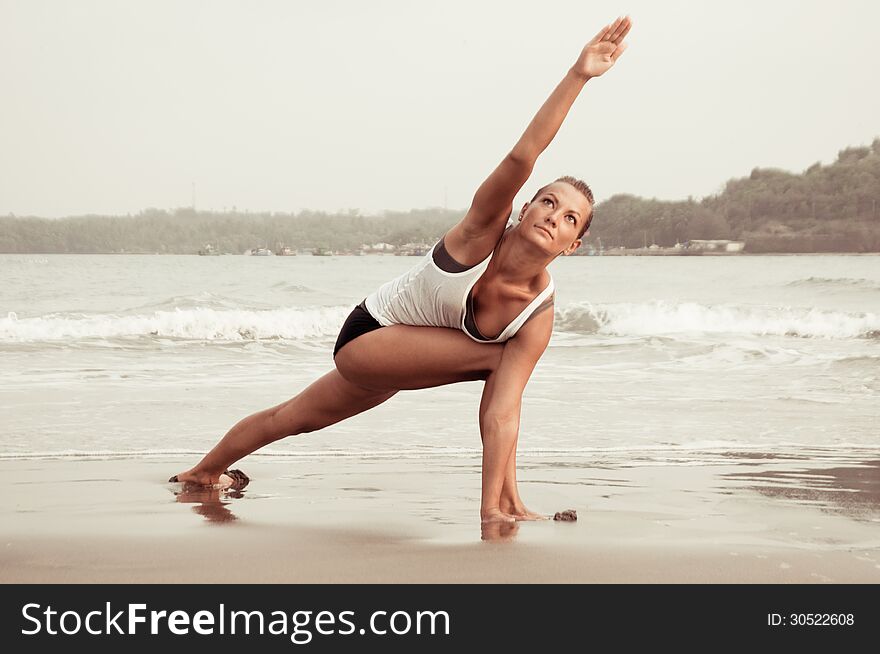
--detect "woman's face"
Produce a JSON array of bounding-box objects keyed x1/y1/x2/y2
[{"x1": 518, "y1": 182, "x2": 591, "y2": 256}]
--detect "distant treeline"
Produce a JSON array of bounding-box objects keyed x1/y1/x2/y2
[
  {"x1": 2, "y1": 139, "x2": 879, "y2": 254},
  {"x1": 0, "y1": 207, "x2": 458, "y2": 255},
  {"x1": 597, "y1": 139, "x2": 880, "y2": 252}
]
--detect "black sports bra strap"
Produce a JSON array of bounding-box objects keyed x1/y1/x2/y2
[
  {"x1": 464, "y1": 288, "x2": 492, "y2": 341},
  {"x1": 432, "y1": 237, "x2": 475, "y2": 273},
  {"x1": 432, "y1": 222, "x2": 515, "y2": 274}
]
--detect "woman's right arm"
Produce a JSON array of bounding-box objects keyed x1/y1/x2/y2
[
  {"x1": 477, "y1": 306, "x2": 553, "y2": 521},
  {"x1": 446, "y1": 16, "x2": 632, "y2": 257}
]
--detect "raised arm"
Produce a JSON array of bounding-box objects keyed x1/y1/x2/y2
[{"x1": 446, "y1": 16, "x2": 633, "y2": 259}]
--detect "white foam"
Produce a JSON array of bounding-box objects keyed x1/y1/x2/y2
[
  {"x1": 0, "y1": 305, "x2": 352, "y2": 342},
  {"x1": 786, "y1": 276, "x2": 880, "y2": 290},
  {"x1": 556, "y1": 301, "x2": 880, "y2": 340},
  {"x1": 4, "y1": 300, "x2": 879, "y2": 343}
]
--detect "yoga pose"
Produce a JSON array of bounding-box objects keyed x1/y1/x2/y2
[{"x1": 171, "y1": 16, "x2": 633, "y2": 524}]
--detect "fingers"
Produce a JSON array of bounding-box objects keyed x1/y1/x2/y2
[
  {"x1": 604, "y1": 16, "x2": 623, "y2": 41},
  {"x1": 614, "y1": 16, "x2": 633, "y2": 43},
  {"x1": 589, "y1": 16, "x2": 632, "y2": 46},
  {"x1": 588, "y1": 22, "x2": 611, "y2": 44},
  {"x1": 607, "y1": 15, "x2": 631, "y2": 43}
]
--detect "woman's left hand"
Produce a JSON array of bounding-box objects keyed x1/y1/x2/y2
[{"x1": 573, "y1": 16, "x2": 632, "y2": 79}]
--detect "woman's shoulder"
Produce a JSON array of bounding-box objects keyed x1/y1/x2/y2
[{"x1": 441, "y1": 213, "x2": 512, "y2": 268}]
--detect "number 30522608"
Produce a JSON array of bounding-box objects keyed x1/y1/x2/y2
[{"x1": 768, "y1": 613, "x2": 854, "y2": 626}]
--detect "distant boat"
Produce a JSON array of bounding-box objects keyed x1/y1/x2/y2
[
  {"x1": 198, "y1": 244, "x2": 219, "y2": 256},
  {"x1": 396, "y1": 243, "x2": 429, "y2": 256},
  {"x1": 244, "y1": 248, "x2": 273, "y2": 256},
  {"x1": 311, "y1": 247, "x2": 331, "y2": 256},
  {"x1": 276, "y1": 245, "x2": 296, "y2": 256}
]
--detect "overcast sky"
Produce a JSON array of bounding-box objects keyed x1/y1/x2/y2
[{"x1": 1, "y1": 0, "x2": 878, "y2": 218}]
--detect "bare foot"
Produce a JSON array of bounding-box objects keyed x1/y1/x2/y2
[
  {"x1": 169, "y1": 469, "x2": 247, "y2": 490},
  {"x1": 513, "y1": 508, "x2": 548, "y2": 521},
  {"x1": 500, "y1": 502, "x2": 548, "y2": 521},
  {"x1": 480, "y1": 507, "x2": 517, "y2": 524}
]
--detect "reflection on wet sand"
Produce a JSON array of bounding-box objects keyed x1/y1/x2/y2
[
  {"x1": 172, "y1": 484, "x2": 245, "y2": 524},
  {"x1": 481, "y1": 520, "x2": 519, "y2": 542},
  {"x1": 723, "y1": 458, "x2": 880, "y2": 522}
]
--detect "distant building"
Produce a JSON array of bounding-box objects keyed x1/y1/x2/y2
[
  {"x1": 396, "y1": 242, "x2": 430, "y2": 256},
  {"x1": 361, "y1": 242, "x2": 396, "y2": 254},
  {"x1": 686, "y1": 239, "x2": 745, "y2": 252}
]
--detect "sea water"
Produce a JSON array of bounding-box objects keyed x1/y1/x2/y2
[{"x1": 1, "y1": 254, "x2": 878, "y2": 465}]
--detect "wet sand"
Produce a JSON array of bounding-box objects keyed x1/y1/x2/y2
[{"x1": 2, "y1": 452, "x2": 879, "y2": 583}]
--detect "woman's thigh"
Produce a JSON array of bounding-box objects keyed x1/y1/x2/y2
[{"x1": 334, "y1": 325, "x2": 505, "y2": 391}]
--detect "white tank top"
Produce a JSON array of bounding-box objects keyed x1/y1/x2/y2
[{"x1": 364, "y1": 227, "x2": 555, "y2": 343}]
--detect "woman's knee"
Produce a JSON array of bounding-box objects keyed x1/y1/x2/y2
[
  {"x1": 269, "y1": 370, "x2": 396, "y2": 438},
  {"x1": 259, "y1": 402, "x2": 299, "y2": 440}
]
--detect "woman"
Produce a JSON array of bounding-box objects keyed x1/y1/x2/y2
[{"x1": 171, "y1": 16, "x2": 633, "y2": 524}]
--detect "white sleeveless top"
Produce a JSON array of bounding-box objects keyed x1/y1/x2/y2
[{"x1": 364, "y1": 227, "x2": 555, "y2": 343}]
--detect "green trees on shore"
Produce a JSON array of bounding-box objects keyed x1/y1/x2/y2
[
  {"x1": 595, "y1": 139, "x2": 880, "y2": 252},
  {"x1": 2, "y1": 139, "x2": 878, "y2": 253},
  {"x1": 0, "y1": 208, "x2": 460, "y2": 255}
]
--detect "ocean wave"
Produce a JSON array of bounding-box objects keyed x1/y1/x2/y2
[
  {"x1": 3, "y1": 301, "x2": 879, "y2": 343},
  {"x1": 827, "y1": 354, "x2": 880, "y2": 369},
  {"x1": 785, "y1": 276, "x2": 880, "y2": 290},
  {"x1": 270, "y1": 282, "x2": 315, "y2": 293},
  {"x1": 131, "y1": 292, "x2": 266, "y2": 312},
  {"x1": 555, "y1": 301, "x2": 880, "y2": 339},
  {"x1": 0, "y1": 306, "x2": 352, "y2": 342}
]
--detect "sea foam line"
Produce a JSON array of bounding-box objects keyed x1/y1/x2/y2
[
  {"x1": 1, "y1": 306, "x2": 351, "y2": 342},
  {"x1": 556, "y1": 301, "x2": 880, "y2": 339},
  {"x1": 2, "y1": 301, "x2": 879, "y2": 343}
]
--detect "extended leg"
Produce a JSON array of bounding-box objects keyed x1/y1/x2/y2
[
  {"x1": 175, "y1": 325, "x2": 506, "y2": 485},
  {"x1": 174, "y1": 370, "x2": 396, "y2": 485}
]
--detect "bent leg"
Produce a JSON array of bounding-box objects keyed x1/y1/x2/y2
[
  {"x1": 176, "y1": 325, "x2": 506, "y2": 485},
  {"x1": 334, "y1": 324, "x2": 505, "y2": 390}
]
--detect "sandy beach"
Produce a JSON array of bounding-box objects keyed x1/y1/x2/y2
[{"x1": 3, "y1": 451, "x2": 879, "y2": 583}]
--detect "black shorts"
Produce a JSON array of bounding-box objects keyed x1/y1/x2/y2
[{"x1": 333, "y1": 299, "x2": 383, "y2": 358}]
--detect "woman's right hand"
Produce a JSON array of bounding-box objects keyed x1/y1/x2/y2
[{"x1": 572, "y1": 16, "x2": 633, "y2": 79}]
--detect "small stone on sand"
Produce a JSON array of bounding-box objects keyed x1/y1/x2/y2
[{"x1": 553, "y1": 509, "x2": 577, "y2": 522}]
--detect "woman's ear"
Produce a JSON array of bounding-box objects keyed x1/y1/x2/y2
[
  {"x1": 518, "y1": 202, "x2": 529, "y2": 221},
  {"x1": 563, "y1": 239, "x2": 582, "y2": 256}
]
